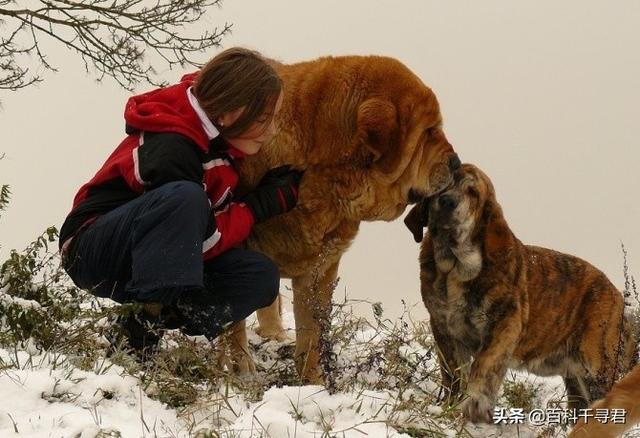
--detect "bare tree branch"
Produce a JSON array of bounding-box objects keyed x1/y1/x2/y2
[{"x1": 0, "y1": 0, "x2": 231, "y2": 91}]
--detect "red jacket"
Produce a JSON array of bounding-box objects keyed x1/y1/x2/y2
[{"x1": 60, "y1": 73, "x2": 255, "y2": 260}]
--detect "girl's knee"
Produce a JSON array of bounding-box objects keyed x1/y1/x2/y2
[
  {"x1": 251, "y1": 252, "x2": 280, "y2": 308},
  {"x1": 160, "y1": 181, "x2": 208, "y2": 212}
]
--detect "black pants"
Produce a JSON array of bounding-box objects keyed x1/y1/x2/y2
[{"x1": 63, "y1": 181, "x2": 279, "y2": 339}]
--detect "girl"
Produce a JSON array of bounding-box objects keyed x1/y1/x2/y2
[{"x1": 60, "y1": 47, "x2": 301, "y2": 355}]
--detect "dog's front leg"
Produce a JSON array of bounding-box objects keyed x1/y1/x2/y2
[
  {"x1": 291, "y1": 260, "x2": 339, "y2": 385},
  {"x1": 430, "y1": 320, "x2": 467, "y2": 406},
  {"x1": 463, "y1": 306, "x2": 522, "y2": 423}
]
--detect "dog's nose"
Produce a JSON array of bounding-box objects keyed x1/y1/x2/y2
[
  {"x1": 439, "y1": 194, "x2": 458, "y2": 210},
  {"x1": 448, "y1": 154, "x2": 461, "y2": 171}
]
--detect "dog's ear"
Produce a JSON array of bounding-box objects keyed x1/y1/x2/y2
[
  {"x1": 481, "y1": 198, "x2": 513, "y2": 260},
  {"x1": 404, "y1": 200, "x2": 428, "y2": 243},
  {"x1": 357, "y1": 98, "x2": 400, "y2": 174}
]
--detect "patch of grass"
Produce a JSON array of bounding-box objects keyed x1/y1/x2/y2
[{"x1": 501, "y1": 372, "x2": 543, "y2": 412}]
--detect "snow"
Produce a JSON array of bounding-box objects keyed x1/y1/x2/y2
[
  {"x1": 1, "y1": 305, "x2": 639, "y2": 437},
  {"x1": 0, "y1": 348, "x2": 184, "y2": 438},
  {"x1": 231, "y1": 385, "x2": 410, "y2": 437},
  {"x1": 0, "y1": 294, "x2": 42, "y2": 310},
  {"x1": 0, "y1": 343, "x2": 418, "y2": 437}
]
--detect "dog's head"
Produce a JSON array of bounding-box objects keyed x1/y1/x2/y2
[
  {"x1": 351, "y1": 57, "x2": 460, "y2": 220},
  {"x1": 405, "y1": 164, "x2": 512, "y2": 258},
  {"x1": 240, "y1": 56, "x2": 460, "y2": 222}
]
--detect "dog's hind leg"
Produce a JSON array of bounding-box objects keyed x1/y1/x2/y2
[
  {"x1": 564, "y1": 375, "x2": 589, "y2": 410},
  {"x1": 576, "y1": 310, "x2": 629, "y2": 406},
  {"x1": 583, "y1": 374, "x2": 614, "y2": 406}
]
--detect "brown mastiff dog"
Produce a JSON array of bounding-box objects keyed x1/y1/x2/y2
[
  {"x1": 569, "y1": 363, "x2": 640, "y2": 437},
  {"x1": 230, "y1": 55, "x2": 460, "y2": 383},
  {"x1": 404, "y1": 164, "x2": 638, "y2": 423}
]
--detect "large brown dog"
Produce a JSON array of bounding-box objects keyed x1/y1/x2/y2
[
  {"x1": 569, "y1": 363, "x2": 640, "y2": 437},
  {"x1": 231, "y1": 56, "x2": 459, "y2": 383},
  {"x1": 404, "y1": 164, "x2": 638, "y2": 423}
]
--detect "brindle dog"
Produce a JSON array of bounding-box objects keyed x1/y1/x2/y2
[{"x1": 404, "y1": 164, "x2": 638, "y2": 423}]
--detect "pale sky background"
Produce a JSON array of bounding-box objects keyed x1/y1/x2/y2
[{"x1": 1, "y1": 1, "x2": 639, "y2": 320}]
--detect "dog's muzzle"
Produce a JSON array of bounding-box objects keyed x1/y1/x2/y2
[{"x1": 438, "y1": 194, "x2": 458, "y2": 211}]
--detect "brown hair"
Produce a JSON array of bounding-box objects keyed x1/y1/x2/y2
[{"x1": 193, "y1": 47, "x2": 283, "y2": 138}]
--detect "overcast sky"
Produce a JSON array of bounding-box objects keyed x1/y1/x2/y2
[{"x1": 2, "y1": 0, "x2": 639, "y2": 320}]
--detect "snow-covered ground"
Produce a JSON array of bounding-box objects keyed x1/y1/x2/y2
[{"x1": 1, "y1": 297, "x2": 638, "y2": 437}]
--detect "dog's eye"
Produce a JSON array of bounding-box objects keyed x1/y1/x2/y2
[{"x1": 426, "y1": 126, "x2": 441, "y2": 138}]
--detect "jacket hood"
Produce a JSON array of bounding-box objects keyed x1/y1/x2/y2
[{"x1": 124, "y1": 73, "x2": 209, "y2": 152}]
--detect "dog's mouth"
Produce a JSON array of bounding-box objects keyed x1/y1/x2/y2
[
  {"x1": 432, "y1": 213, "x2": 451, "y2": 225},
  {"x1": 431, "y1": 210, "x2": 455, "y2": 230},
  {"x1": 429, "y1": 195, "x2": 460, "y2": 229}
]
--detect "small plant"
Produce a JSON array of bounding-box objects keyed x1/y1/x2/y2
[
  {"x1": 0, "y1": 226, "x2": 118, "y2": 359},
  {"x1": 0, "y1": 184, "x2": 9, "y2": 220},
  {"x1": 0, "y1": 153, "x2": 9, "y2": 220},
  {"x1": 621, "y1": 242, "x2": 639, "y2": 308},
  {"x1": 501, "y1": 372, "x2": 542, "y2": 412}
]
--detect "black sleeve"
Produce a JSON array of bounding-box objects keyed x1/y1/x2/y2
[{"x1": 138, "y1": 132, "x2": 204, "y2": 189}]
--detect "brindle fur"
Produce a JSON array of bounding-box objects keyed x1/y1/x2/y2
[{"x1": 406, "y1": 164, "x2": 638, "y2": 423}]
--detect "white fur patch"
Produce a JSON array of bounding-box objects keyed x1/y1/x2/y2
[{"x1": 452, "y1": 243, "x2": 482, "y2": 281}]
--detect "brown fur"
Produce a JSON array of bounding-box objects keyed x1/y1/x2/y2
[
  {"x1": 569, "y1": 364, "x2": 640, "y2": 438},
  {"x1": 233, "y1": 56, "x2": 459, "y2": 383},
  {"x1": 405, "y1": 164, "x2": 638, "y2": 423}
]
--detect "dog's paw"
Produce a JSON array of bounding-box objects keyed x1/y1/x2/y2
[
  {"x1": 218, "y1": 347, "x2": 257, "y2": 377},
  {"x1": 255, "y1": 326, "x2": 290, "y2": 343},
  {"x1": 461, "y1": 394, "x2": 494, "y2": 424},
  {"x1": 232, "y1": 351, "x2": 257, "y2": 376}
]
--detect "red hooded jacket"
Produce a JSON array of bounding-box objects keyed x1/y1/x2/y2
[{"x1": 59, "y1": 73, "x2": 255, "y2": 260}]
